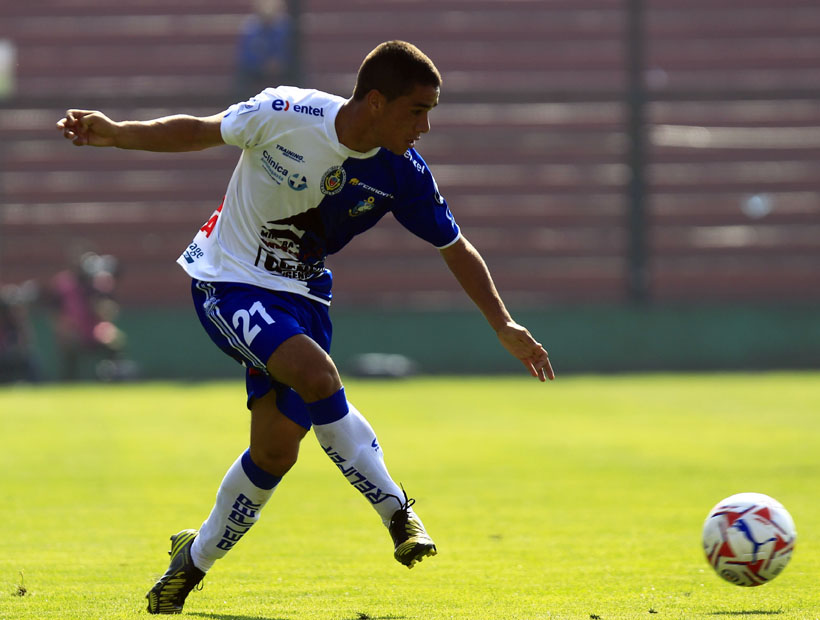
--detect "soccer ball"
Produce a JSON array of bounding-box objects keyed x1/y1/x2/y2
[{"x1": 702, "y1": 492, "x2": 796, "y2": 586}]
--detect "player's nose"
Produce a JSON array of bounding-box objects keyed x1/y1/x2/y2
[{"x1": 416, "y1": 112, "x2": 431, "y2": 134}]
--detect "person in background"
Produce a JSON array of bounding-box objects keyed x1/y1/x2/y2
[
  {"x1": 0, "y1": 281, "x2": 40, "y2": 383},
  {"x1": 235, "y1": 0, "x2": 292, "y2": 100},
  {"x1": 48, "y1": 252, "x2": 128, "y2": 381}
]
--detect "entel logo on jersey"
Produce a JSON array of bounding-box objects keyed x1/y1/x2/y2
[
  {"x1": 404, "y1": 150, "x2": 426, "y2": 175},
  {"x1": 271, "y1": 99, "x2": 290, "y2": 112},
  {"x1": 271, "y1": 99, "x2": 325, "y2": 117}
]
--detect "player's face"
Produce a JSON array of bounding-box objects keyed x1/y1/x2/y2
[{"x1": 376, "y1": 83, "x2": 439, "y2": 155}]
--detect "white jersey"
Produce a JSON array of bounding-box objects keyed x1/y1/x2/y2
[{"x1": 177, "y1": 86, "x2": 460, "y2": 304}]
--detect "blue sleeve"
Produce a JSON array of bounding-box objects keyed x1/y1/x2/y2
[{"x1": 391, "y1": 150, "x2": 461, "y2": 248}]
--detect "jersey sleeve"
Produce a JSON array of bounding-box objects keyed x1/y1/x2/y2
[
  {"x1": 221, "y1": 91, "x2": 280, "y2": 149},
  {"x1": 391, "y1": 150, "x2": 461, "y2": 249}
]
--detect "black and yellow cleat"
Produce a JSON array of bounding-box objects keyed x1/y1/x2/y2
[
  {"x1": 146, "y1": 529, "x2": 206, "y2": 614},
  {"x1": 388, "y1": 491, "x2": 437, "y2": 568}
]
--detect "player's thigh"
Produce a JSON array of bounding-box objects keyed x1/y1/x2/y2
[
  {"x1": 192, "y1": 279, "x2": 324, "y2": 374},
  {"x1": 249, "y1": 389, "x2": 308, "y2": 476},
  {"x1": 265, "y1": 334, "x2": 342, "y2": 402},
  {"x1": 192, "y1": 279, "x2": 339, "y2": 400}
]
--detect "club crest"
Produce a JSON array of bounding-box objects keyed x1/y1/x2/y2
[{"x1": 320, "y1": 165, "x2": 346, "y2": 195}]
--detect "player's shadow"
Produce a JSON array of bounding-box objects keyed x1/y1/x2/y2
[
  {"x1": 708, "y1": 611, "x2": 783, "y2": 616},
  {"x1": 189, "y1": 613, "x2": 407, "y2": 620},
  {"x1": 343, "y1": 616, "x2": 408, "y2": 620},
  {"x1": 344, "y1": 616, "x2": 408, "y2": 620},
  {"x1": 189, "y1": 613, "x2": 289, "y2": 620}
]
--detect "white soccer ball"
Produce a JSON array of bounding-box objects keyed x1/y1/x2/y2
[{"x1": 702, "y1": 492, "x2": 796, "y2": 587}]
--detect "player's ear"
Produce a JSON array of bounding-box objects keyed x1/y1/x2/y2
[{"x1": 365, "y1": 89, "x2": 387, "y2": 113}]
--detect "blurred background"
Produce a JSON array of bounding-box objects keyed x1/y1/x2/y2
[{"x1": 0, "y1": 0, "x2": 818, "y2": 382}]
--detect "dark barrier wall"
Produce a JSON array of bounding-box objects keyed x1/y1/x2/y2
[{"x1": 28, "y1": 305, "x2": 820, "y2": 382}]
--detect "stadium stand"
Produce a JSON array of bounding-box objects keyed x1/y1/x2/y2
[
  {"x1": 644, "y1": 0, "x2": 820, "y2": 301},
  {"x1": 0, "y1": 0, "x2": 818, "y2": 307}
]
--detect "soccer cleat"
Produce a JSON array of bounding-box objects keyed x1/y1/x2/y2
[
  {"x1": 388, "y1": 490, "x2": 437, "y2": 568},
  {"x1": 146, "y1": 529, "x2": 206, "y2": 614}
]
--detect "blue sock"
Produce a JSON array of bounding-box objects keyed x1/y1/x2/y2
[
  {"x1": 240, "y1": 448, "x2": 282, "y2": 490},
  {"x1": 306, "y1": 387, "x2": 349, "y2": 425}
]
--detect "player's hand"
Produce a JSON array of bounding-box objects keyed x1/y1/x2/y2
[
  {"x1": 57, "y1": 109, "x2": 118, "y2": 147},
  {"x1": 496, "y1": 322, "x2": 555, "y2": 382}
]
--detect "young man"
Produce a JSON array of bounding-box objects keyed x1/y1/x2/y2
[{"x1": 57, "y1": 40, "x2": 554, "y2": 614}]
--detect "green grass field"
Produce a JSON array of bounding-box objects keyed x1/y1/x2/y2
[{"x1": 1, "y1": 373, "x2": 818, "y2": 619}]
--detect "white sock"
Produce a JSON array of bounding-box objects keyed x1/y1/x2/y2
[
  {"x1": 312, "y1": 401, "x2": 408, "y2": 526},
  {"x1": 190, "y1": 450, "x2": 279, "y2": 572}
]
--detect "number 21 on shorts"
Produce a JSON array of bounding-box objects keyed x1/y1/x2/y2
[{"x1": 232, "y1": 301, "x2": 275, "y2": 346}]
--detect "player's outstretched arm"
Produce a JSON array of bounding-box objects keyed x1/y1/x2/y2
[
  {"x1": 439, "y1": 236, "x2": 554, "y2": 382},
  {"x1": 57, "y1": 109, "x2": 226, "y2": 152}
]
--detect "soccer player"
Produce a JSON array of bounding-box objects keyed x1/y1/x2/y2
[{"x1": 57, "y1": 40, "x2": 554, "y2": 614}]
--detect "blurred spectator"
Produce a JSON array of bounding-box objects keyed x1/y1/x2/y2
[
  {"x1": 0, "y1": 281, "x2": 41, "y2": 383},
  {"x1": 234, "y1": 0, "x2": 292, "y2": 100},
  {"x1": 48, "y1": 252, "x2": 135, "y2": 381}
]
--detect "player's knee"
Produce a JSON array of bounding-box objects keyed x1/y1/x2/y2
[
  {"x1": 250, "y1": 445, "x2": 299, "y2": 478},
  {"x1": 266, "y1": 337, "x2": 342, "y2": 401},
  {"x1": 296, "y1": 367, "x2": 342, "y2": 403}
]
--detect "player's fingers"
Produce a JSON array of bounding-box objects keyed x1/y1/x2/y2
[
  {"x1": 63, "y1": 110, "x2": 82, "y2": 127},
  {"x1": 521, "y1": 354, "x2": 553, "y2": 382},
  {"x1": 62, "y1": 109, "x2": 95, "y2": 132},
  {"x1": 58, "y1": 124, "x2": 78, "y2": 142},
  {"x1": 66, "y1": 108, "x2": 93, "y2": 121},
  {"x1": 59, "y1": 125, "x2": 82, "y2": 144},
  {"x1": 522, "y1": 358, "x2": 539, "y2": 379},
  {"x1": 57, "y1": 114, "x2": 78, "y2": 132},
  {"x1": 58, "y1": 113, "x2": 76, "y2": 135},
  {"x1": 532, "y1": 348, "x2": 554, "y2": 382},
  {"x1": 542, "y1": 356, "x2": 555, "y2": 381},
  {"x1": 60, "y1": 110, "x2": 95, "y2": 145},
  {"x1": 61, "y1": 126, "x2": 86, "y2": 145}
]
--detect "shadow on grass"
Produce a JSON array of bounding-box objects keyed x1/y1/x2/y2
[
  {"x1": 343, "y1": 615, "x2": 408, "y2": 620},
  {"x1": 188, "y1": 612, "x2": 407, "y2": 620},
  {"x1": 189, "y1": 613, "x2": 289, "y2": 620},
  {"x1": 708, "y1": 611, "x2": 784, "y2": 616}
]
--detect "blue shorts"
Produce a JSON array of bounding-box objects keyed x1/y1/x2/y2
[{"x1": 191, "y1": 279, "x2": 333, "y2": 430}]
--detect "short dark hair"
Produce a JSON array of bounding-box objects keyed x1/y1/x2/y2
[{"x1": 352, "y1": 40, "x2": 442, "y2": 101}]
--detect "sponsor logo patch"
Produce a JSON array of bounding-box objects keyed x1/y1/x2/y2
[
  {"x1": 271, "y1": 99, "x2": 325, "y2": 117},
  {"x1": 237, "y1": 99, "x2": 261, "y2": 115},
  {"x1": 350, "y1": 178, "x2": 394, "y2": 200},
  {"x1": 261, "y1": 150, "x2": 288, "y2": 184},
  {"x1": 271, "y1": 98, "x2": 291, "y2": 112},
  {"x1": 404, "y1": 150, "x2": 427, "y2": 174},
  {"x1": 288, "y1": 173, "x2": 308, "y2": 191},
  {"x1": 349, "y1": 196, "x2": 376, "y2": 217},
  {"x1": 275, "y1": 144, "x2": 305, "y2": 163}
]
